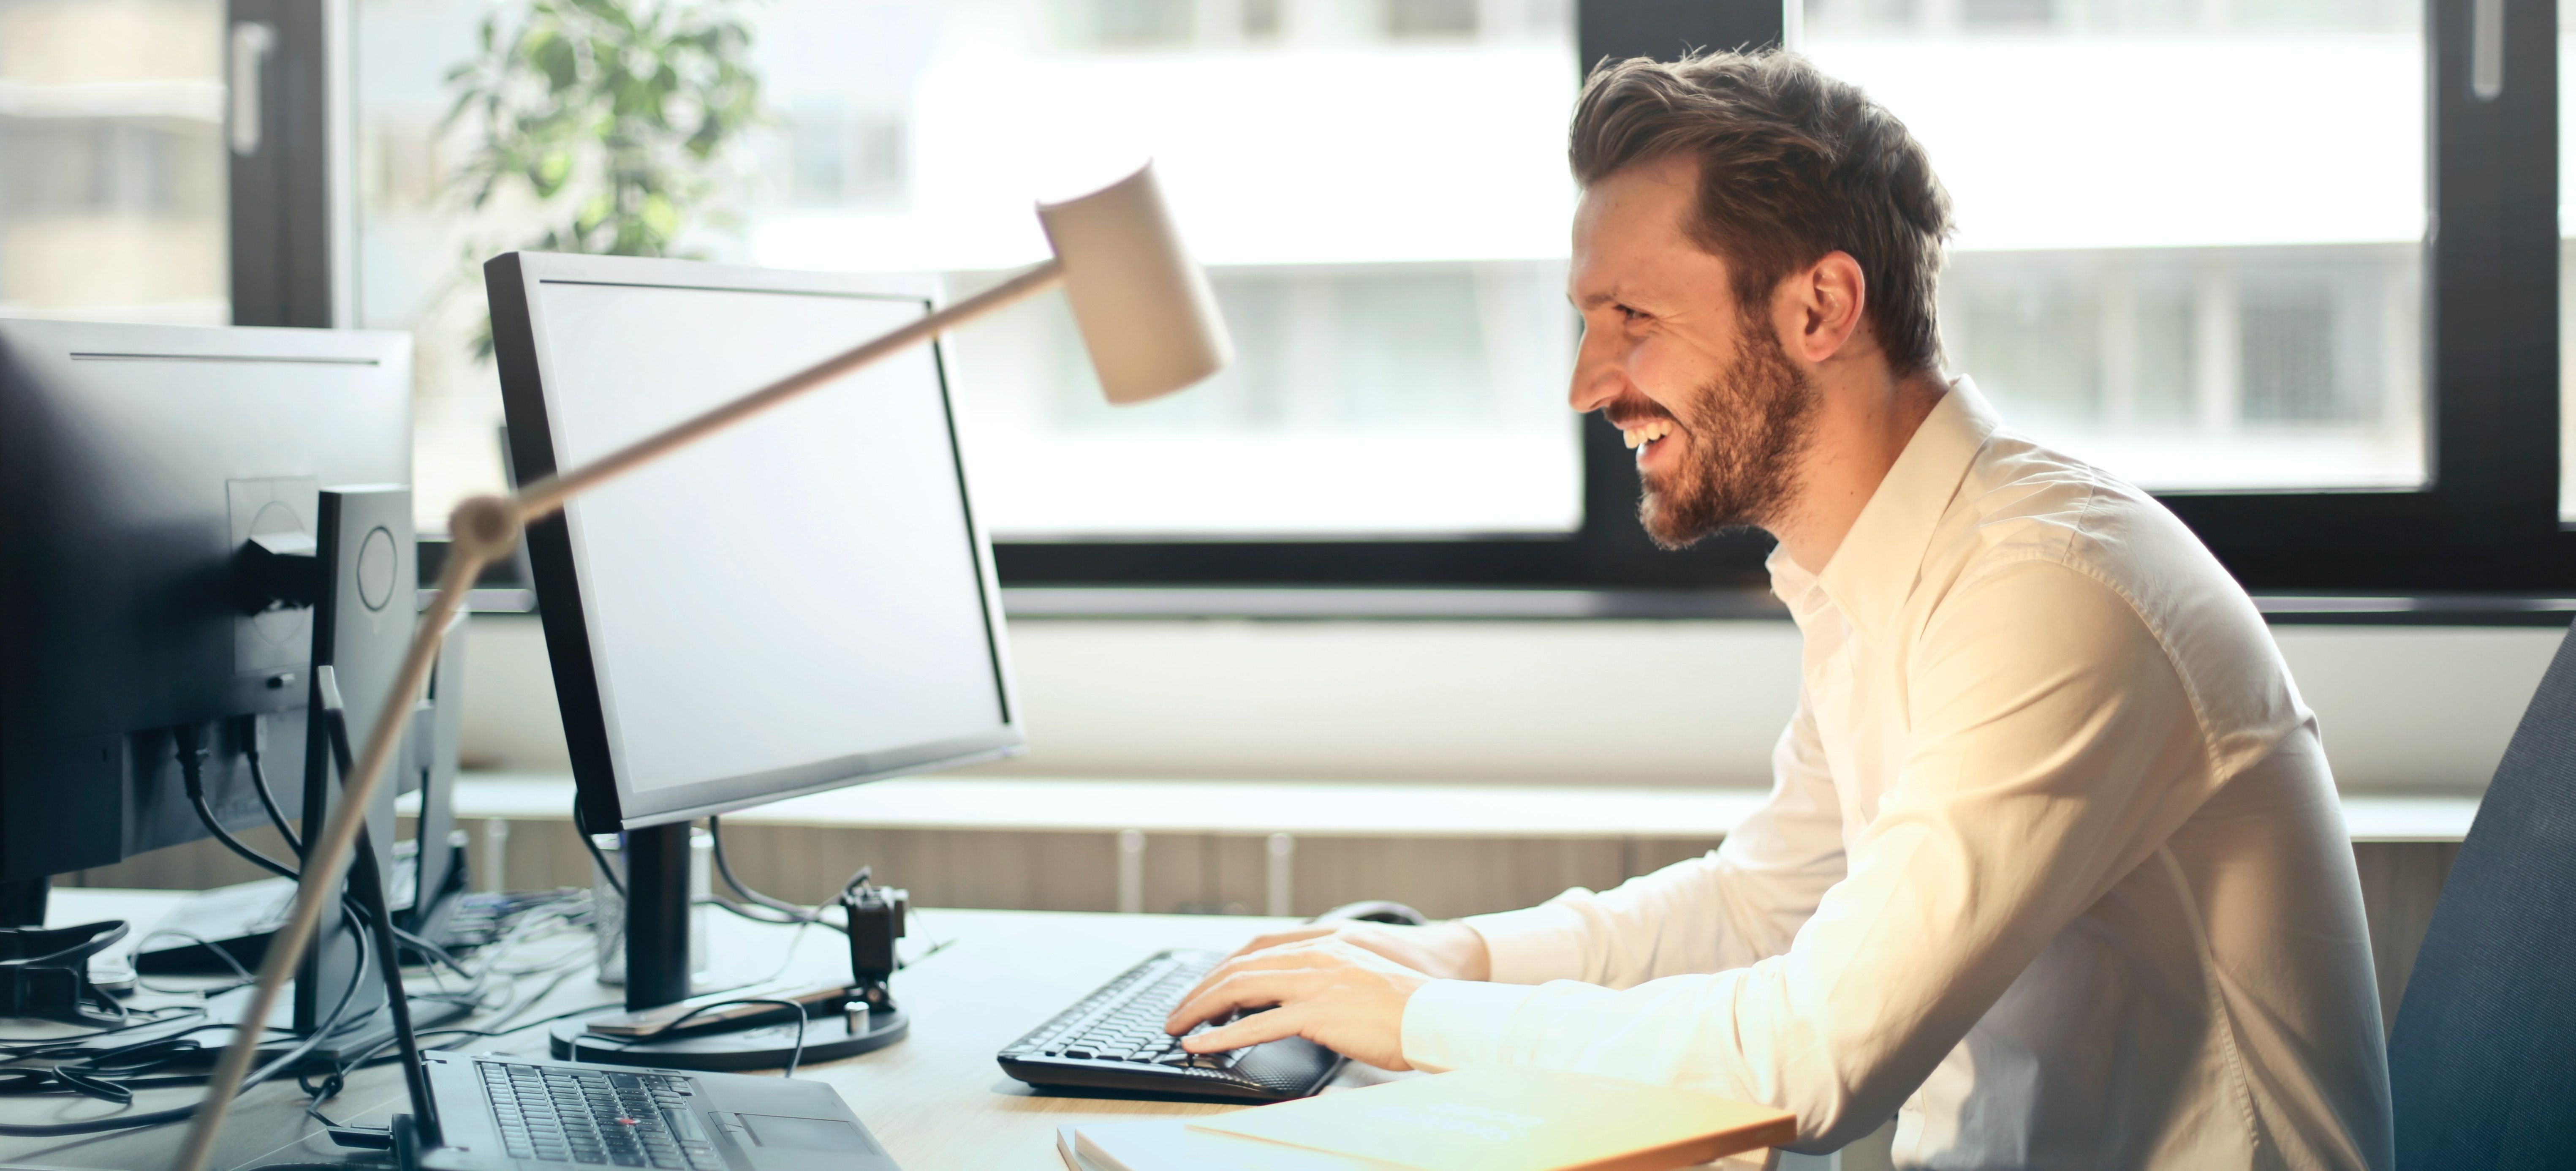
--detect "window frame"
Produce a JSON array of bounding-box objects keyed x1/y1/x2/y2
[
  {"x1": 228, "y1": 0, "x2": 348, "y2": 328},
  {"x1": 991, "y1": 0, "x2": 2569, "y2": 597}
]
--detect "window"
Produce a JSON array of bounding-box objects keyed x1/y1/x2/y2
[
  {"x1": 355, "y1": 0, "x2": 1582, "y2": 541},
  {"x1": 353, "y1": 0, "x2": 2565, "y2": 595},
  {"x1": 1801, "y1": 0, "x2": 2428, "y2": 493},
  {"x1": 0, "y1": 0, "x2": 228, "y2": 324}
]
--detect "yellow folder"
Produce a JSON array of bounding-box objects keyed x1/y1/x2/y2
[{"x1": 1186, "y1": 1067, "x2": 1796, "y2": 1171}]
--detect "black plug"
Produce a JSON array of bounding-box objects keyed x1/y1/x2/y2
[{"x1": 171, "y1": 723, "x2": 208, "y2": 800}]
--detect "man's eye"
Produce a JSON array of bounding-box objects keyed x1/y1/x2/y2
[{"x1": 1617, "y1": 305, "x2": 1646, "y2": 322}]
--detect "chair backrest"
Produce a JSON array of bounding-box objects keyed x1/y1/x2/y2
[{"x1": 2386, "y1": 621, "x2": 2576, "y2": 1168}]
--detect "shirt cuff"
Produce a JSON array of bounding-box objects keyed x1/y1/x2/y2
[
  {"x1": 1399, "y1": 978, "x2": 1540, "y2": 1073},
  {"x1": 1462, "y1": 897, "x2": 1595, "y2": 986}
]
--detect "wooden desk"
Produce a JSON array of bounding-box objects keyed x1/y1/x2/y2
[{"x1": 0, "y1": 891, "x2": 1326, "y2": 1171}]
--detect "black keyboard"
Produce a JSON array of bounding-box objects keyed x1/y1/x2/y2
[
  {"x1": 996, "y1": 949, "x2": 1344, "y2": 1102},
  {"x1": 476, "y1": 1059, "x2": 725, "y2": 1169}
]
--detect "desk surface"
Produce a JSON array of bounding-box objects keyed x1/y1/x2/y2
[{"x1": 0, "y1": 891, "x2": 1331, "y2": 1171}]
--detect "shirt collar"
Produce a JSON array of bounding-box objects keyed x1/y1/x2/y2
[{"x1": 1770, "y1": 377, "x2": 2000, "y2": 647}]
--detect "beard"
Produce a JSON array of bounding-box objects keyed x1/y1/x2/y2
[{"x1": 1636, "y1": 327, "x2": 1821, "y2": 550}]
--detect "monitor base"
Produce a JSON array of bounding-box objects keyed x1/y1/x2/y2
[{"x1": 546, "y1": 1004, "x2": 907, "y2": 1072}]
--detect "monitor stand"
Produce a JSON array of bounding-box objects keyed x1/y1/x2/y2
[
  {"x1": 0, "y1": 876, "x2": 48, "y2": 929},
  {"x1": 547, "y1": 822, "x2": 906, "y2": 1071}
]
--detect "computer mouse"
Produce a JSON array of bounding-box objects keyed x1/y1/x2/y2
[{"x1": 1308, "y1": 900, "x2": 1429, "y2": 927}]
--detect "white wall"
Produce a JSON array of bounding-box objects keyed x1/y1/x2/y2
[{"x1": 459, "y1": 613, "x2": 2559, "y2": 793}]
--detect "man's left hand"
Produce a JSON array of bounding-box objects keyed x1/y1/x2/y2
[{"x1": 1162, "y1": 937, "x2": 1433, "y2": 1070}]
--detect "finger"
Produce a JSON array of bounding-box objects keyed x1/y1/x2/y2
[
  {"x1": 1181, "y1": 1004, "x2": 1311, "y2": 1053},
  {"x1": 1230, "y1": 926, "x2": 1336, "y2": 959},
  {"x1": 1165, "y1": 969, "x2": 1307, "y2": 1035},
  {"x1": 1174, "y1": 940, "x2": 1340, "y2": 1011}
]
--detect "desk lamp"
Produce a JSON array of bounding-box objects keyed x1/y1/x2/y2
[{"x1": 172, "y1": 162, "x2": 1230, "y2": 1171}]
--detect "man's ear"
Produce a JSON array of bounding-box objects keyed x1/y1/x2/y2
[{"x1": 1789, "y1": 251, "x2": 1868, "y2": 364}]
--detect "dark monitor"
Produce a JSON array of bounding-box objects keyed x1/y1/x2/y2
[
  {"x1": 486, "y1": 251, "x2": 1021, "y2": 1023},
  {"x1": 0, "y1": 319, "x2": 412, "y2": 918}
]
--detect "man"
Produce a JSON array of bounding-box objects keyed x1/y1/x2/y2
[{"x1": 1163, "y1": 51, "x2": 2392, "y2": 1170}]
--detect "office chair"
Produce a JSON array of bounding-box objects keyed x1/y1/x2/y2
[{"x1": 2385, "y1": 620, "x2": 2576, "y2": 1169}]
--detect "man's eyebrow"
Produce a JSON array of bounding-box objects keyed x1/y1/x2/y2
[{"x1": 1573, "y1": 289, "x2": 1622, "y2": 310}]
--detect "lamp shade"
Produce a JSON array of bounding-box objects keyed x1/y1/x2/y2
[{"x1": 1037, "y1": 162, "x2": 1233, "y2": 404}]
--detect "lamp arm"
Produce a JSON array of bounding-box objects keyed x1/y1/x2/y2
[
  {"x1": 516, "y1": 258, "x2": 1066, "y2": 517},
  {"x1": 170, "y1": 547, "x2": 482, "y2": 1171},
  {"x1": 171, "y1": 255, "x2": 1068, "y2": 1171}
]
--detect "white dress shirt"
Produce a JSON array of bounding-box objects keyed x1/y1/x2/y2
[{"x1": 1400, "y1": 381, "x2": 2392, "y2": 1169}]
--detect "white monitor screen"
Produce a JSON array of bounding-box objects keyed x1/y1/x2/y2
[{"x1": 511, "y1": 259, "x2": 1019, "y2": 826}]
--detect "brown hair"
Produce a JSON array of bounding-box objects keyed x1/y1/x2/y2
[{"x1": 1570, "y1": 50, "x2": 1952, "y2": 373}]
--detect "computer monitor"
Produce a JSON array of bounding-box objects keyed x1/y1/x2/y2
[
  {"x1": 485, "y1": 253, "x2": 1023, "y2": 1043},
  {"x1": 0, "y1": 318, "x2": 465, "y2": 1060},
  {"x1": 0, "y1": 319, "x2": 412, "y2": 915}
]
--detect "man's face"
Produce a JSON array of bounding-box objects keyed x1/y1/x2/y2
[{"x1": 1568, "y1": 157, "x2": 1819, "y2": 549}]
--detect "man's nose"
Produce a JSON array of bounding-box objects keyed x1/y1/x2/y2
[{"x1": 1568, "y1": 334, "x2": 1625, "y2": 415}]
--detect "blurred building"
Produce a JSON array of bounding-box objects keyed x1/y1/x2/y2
[{"x1": 0, "y1": 0, "x2": 228, "y2": 324}]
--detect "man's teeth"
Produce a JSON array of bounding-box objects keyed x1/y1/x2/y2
[{"x1": 1622, "y1": 421, "x2": 1675, "y2": 449}]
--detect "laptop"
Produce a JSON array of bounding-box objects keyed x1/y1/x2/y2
[{"x1": 412, "y1": 1051, "x2": 898, "y2": 1171}]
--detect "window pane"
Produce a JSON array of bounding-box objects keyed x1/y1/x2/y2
[
  {"x1": 1802, "y1": 0, "x2": 2427, "y2": 492},
  {"x1": 357, "y1": 0, "x2": 1581, "y2": 539},
  {"x1": 0, "y1": 0, "x2": 228, "y2": 325}
]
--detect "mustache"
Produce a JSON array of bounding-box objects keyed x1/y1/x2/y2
[{"x1": 1601, "y1": 401, "x2": 1682, "y2": 432}]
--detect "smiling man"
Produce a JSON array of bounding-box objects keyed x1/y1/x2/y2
[{"x1": 1163, "y1": 51, "x2": 2394, "y2": 1170}]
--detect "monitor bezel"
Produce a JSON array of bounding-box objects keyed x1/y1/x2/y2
[{"x1": 485, "y1": 252, "x2": 1026, "y2": 832}]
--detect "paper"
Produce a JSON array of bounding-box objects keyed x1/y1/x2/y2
[
  {"x1": 1070, "y1": 1119, "x2": 1414, "y2": 1171},
  {"x1": 1189, "y1": 1067, "x2": 1796, "y2": 1171}
]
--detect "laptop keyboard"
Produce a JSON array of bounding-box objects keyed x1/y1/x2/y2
[{"x1": 478, "y1": 1060, "x2": 724, "y2": 1169}]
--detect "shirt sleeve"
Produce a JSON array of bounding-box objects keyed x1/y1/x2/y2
[
  {"x1": 1458, "y1": 686, "x2": 1849, "y2": 990},
  {"x1": 1399, "y1": 561, "x2": 2213, "y2": 1149}
]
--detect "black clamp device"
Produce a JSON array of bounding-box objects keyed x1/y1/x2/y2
[
  {"x1": 0, "y1": 920, "x2": 130, "y2": 1023},
  {"x1": 836, "y1": 883, "x2": 907, "y2": 1018}
]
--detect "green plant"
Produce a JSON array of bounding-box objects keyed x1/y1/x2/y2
[{"x1": 443, "y1": 0, "x2": 767, "y2": 266}]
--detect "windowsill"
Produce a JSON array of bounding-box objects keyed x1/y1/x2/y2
[
  {"x1": 429, "y1": 772, "x2": 2480, "y2": 843},
  {"x1": 1008, "y1": 588, "x2": 2576, "y2": 625},
  {"x1": 435, "y1": 583, "x2": 2576, "y2": 625}
]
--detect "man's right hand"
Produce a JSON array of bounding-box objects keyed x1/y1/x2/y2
[{"x1": 1221, "y1": 920, "x2": 1492, "y2": 983}]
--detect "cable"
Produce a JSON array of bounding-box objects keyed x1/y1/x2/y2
[
  {"x1": 707, "y1": 817, "x2": 859, "y2": 935},
  {"x1": 707, "y1": 817, "x2": 816, "y2": 920},
  {"x1": 588, "y1": 997, "x2": 811, "y2": 1078},
  {"x1": 572, "y1": 803, "x2": 625, "y2": 900},
  {"x1": 178, "y1": 767, "x2": 401, "y2": 1001},
  {"x1": 175, "y1": 724, "x2": 299, "y2": 884},
  {"x1": 0, "y1": 1005, "x2": 207, "y2": 1055},
  {"x1": 391, "y1": 926, "x2": 474, "y2": 982},
  {"x1": 177, "y1": 727, "x2": 476, "y2": 990},
  {"x1": 297, "y1": 891, "x2": 597, "y2": 1126},
  {"x1": 0, "y1": 891, "x2": 378, "y2": 1137},
  {"x1": 242, "y1": 715, "x2": 301, "y2": 854},
  {"x1": 473, "y1": 967, "x2": 586, "y2": 1036},
  {"x1": 133, "y1": 929, "x2": 256, "y2": 996},
  {"x1": 699, "y1": 896, "x2": 834, "y2": 930}
]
